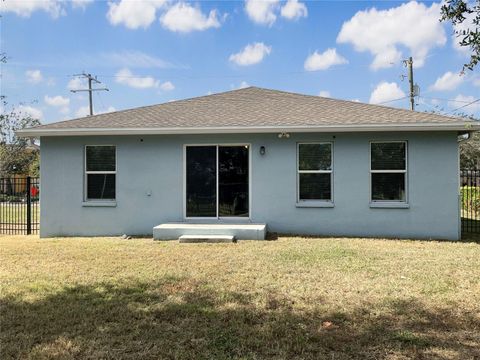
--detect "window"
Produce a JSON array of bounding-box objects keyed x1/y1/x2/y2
[
  {"x1": 85, "y1": 145, "x2": 116, "y2": 201},
  {"x1": 297, "y1": 143, "x2": 333, "y2": 201},
  {"x1": 370, "y1": 141, "x2": 407, "y2": 202}
]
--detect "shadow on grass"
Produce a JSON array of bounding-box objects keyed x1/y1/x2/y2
[
  {"x1": 462, "y1": 218, "x2": 480, "y2": 243},
  {"x1": 1, "y1": 277, "x2": 479, "y2": 359}
]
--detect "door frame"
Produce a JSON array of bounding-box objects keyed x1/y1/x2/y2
[{"x1": 182, "y1": 143, "x2": 252, "y2": 221}]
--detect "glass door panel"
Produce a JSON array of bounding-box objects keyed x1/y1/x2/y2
[
  {"x1": 186, "y1": 146, "x2": 217, "y2": 217},
  {"x1": 218, "y1": 146, "x2": 249, "y2": 217}
]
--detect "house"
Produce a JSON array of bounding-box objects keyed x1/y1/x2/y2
[{"x1": 18, "y1": 87, "x2": 479, "y2": 240}]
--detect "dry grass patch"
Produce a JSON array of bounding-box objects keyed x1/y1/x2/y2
[{"x1": 1, "y1": 235, "x2": 479, "y2": 359}]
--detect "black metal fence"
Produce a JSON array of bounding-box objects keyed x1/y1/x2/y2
[
  {"x1": 460, "y1": 170, "x2": 480, "y2": 235},
  {"x1": 0, "y1": 176, "x2": 40, "y2": 235}
]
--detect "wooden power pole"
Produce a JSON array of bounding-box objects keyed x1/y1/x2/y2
[
  {"x1": 404, "y1": 57, "x2": 415, "y2": 111},
  {"x1": 70, "y1": 73, "x2": 109, "y2": 116}
]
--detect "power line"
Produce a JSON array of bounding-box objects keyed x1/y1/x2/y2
[
  {"x1": 415, "y1": 98, "x2": 449, "y2": 116},
  {"x1": 448, "y1": 98, "x2": 480, "y2": 114},
  {"x1": 375, "y1": 96, "x2": 409, "y2": 105},
  {"x1": 70, "y1": 72, "x2": 109, "y2": 116},
  {"x1": 418, "y1": 96, "x2": 475, "y2": 104},
  {"x1": 96, "y1": 91, "x2": 107, "y2": 113}
]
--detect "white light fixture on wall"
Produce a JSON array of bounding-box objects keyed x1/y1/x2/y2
[{"x1": 278, "y1": 132, "x2": 290, "y2": 139}]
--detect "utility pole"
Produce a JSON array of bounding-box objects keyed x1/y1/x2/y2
[
  {"x1": 70, "y1": 72, "x2": 109, "y2": 116},
  {"x1": 404, "y1": 57, "x2": 415, "y2": 111}
]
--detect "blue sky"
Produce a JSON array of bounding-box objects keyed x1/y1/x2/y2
[{"x1": 1, "y1": 0, "x2": 479, "y2": 124}]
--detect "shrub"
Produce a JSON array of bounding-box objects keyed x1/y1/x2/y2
[{"x1": 461, "y1": 186, "x2": 480, "y2": 213}]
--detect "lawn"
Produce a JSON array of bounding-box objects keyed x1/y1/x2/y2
[{"x1": 1, "y1": 236, "x2": 479, "y2": 359}]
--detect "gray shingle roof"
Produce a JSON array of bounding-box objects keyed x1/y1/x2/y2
[{"x1": 20, "y1": 87, "x2": 477, "y2": 136}]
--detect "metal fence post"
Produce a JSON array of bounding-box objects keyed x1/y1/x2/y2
[{"x1": 26, "y1": 176, "x2": 31, "y2": 235}]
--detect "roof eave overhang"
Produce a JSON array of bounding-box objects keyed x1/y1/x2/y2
[{"x1": 16, "y1": 123, "x2": 480, "y2": 137}]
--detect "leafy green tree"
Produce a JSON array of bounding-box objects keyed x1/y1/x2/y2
[
  {"x1": 441, "y1": 0, "x2": 480, "y2": 71},
  {"x1": 461, "y1": 132, "x2": 480, "y2": 168},
  {"x1": 0, "y1": 105, "x2": 41, "y2": 176}
]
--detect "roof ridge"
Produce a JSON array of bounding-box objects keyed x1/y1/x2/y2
[{"x1": 33, "y1": 86, "x2": 262, "y2": 129}]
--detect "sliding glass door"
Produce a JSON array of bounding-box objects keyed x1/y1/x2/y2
[
  {"x1": 185, "y1": 145, "x2": 249, "y2": 218},
  {"x1": 186, "y1": 146, "x2": 217, "y2": 217}
]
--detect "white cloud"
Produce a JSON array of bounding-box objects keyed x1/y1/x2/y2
[
  {"x1": 280, "y1": 0, "x2": 307, "y2": 20},
  {"x1": 107, "y1": 0, "x2": 167, "y2": 29},
  {"x1": 25, "y1": 70, "x2": 43, "y2": 84},
  {"x1": 115, "y1": 68, "x2": 173, "y2": 90},
  {"x1": 75, "y1": 106, "x2": 90, "y2": 118},
  {"x1": 44, "y1": 95, "x2": 70, "y2": 107},
  {"x1": 229, "y1": 42, "x2": 271, "y2": 66},
  {"x1": 0, "y1": 0, "x2": 65, "y2": 18},
  {"x1": 17, "y1": 105, "x2": 43, "y2": 120},
  {"x1": 99, "y1": 106, "x2": 116, "y2": 114},
  {"x1": 337, "y1": 1, "x2": 446, "y2": 69},
  {"x1": 318, "y1": 90, "x2": 331, "y2": 97},
  {"x1": 304, "y1": 48, "x2": 348, "y2": 71},
  {"x1": 116, "y1": 68, "x2": 159, "y2": 89},
  {"x1": 74, "y1": 105, "x2": 115, "y2": 118},
  {"x1": 102, "y1": 50, "x2": 173, "y2": 68},
  {"x1": 71, "y1": 0, "x2": 94, "y2": 9},
  {"x1": 473, "y1": 77, "x2": 480, "y2": 87},
  {"x1": 430, "y1": 71, "x2": 464, "y2": 92},
  {"x1": 369, "y1": 81, "x2": 406, "y2": 105},
  {"x1": 231, "y1": 81, "x2": 250, "y2": 89},
  {"x1": 67, "y1": 77, "x2": 87, "y2": 90},
  {"x1": 0, "y1": 0, "x2": 92, "y2": 17},
  {"x1": 245, "y1": 0, "x2": 279, "y2": 26},
  {"x1": 351, "y1": 99, "x2": 361, "y2": 102},
  {"x1": 45, "y1": 95, "x2": 70, "y2": 115},
  {"x1": 450, "y1": 94, "x2": 480, "y2": 112},
  {"x1": 160, "y1": 2, "x2": 221, "y2": 33},
  {"x1": 159, "y1": 81, "x2": 175, "y2": 91}
]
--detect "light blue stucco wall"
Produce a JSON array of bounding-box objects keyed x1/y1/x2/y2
[{"x1": 40, "y1": 131, "x2": 460, "y2": 240}]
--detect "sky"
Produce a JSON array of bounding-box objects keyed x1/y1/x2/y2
[{"x1": 0, "y1": 0, "x2": 479, "y2": 124}]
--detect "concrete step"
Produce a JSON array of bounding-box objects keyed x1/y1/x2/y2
[
  {"x1": 178, "y1": 235, "x2": 236, "y2": 243},
  {"x1": 153, "y1": 223, "x2": 267, "y2": 240}
]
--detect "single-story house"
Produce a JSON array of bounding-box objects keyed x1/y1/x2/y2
[{"x1": 18, "y1": 87, "x2": 479, "y2": 240}]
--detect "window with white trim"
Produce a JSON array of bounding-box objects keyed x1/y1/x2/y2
[
  {"x1": 297, "y1": 143, "x2": 333, "y2": 201},
  {"x1": 370, "y1": 141, "x2": 407, "y2": 202},
  {"x1": 85, "y1": 145, "x2": 116, "y2": 201}
]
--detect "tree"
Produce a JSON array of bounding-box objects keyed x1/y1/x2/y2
[
  {"x1": 441, "y1": 0, "x2": 480, "y2": 71},
  {"x1": 0, "y1": 105, "x2": 41, "y2": 176},
  {"x1": 461, "y1": 132, "x2": 480, "y2": 168}
]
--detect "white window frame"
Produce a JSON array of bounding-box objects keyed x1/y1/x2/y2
[
  {"x1": 183, "y1": 143, "x2": 252, "y2": 220},
  {"x1": 297, "y1": 142, "x2": 334, "y2": 203},
  {"x1": 369, "y1": 140, "x2": 408, "y2": 203},
  {"x1": 84, "y1": 145, "x2": 117, "y2": 202}
]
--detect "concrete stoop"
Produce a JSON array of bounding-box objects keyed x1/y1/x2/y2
[{"x1": 153, "y1": 223, "x2": 267, "y2": 240}]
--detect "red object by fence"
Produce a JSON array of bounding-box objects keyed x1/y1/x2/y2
[{"x1": 30, "y1": 186, "x2": 39, "y2": 197}]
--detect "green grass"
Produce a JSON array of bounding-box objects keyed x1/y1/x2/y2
[{"x1": 1, "y1": 235, "x2": 479, "y2": 359}]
